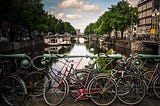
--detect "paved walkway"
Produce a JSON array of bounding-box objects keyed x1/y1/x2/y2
[
  {"x1": 24, "y1": 95, "x2": 160, "y2": 106},
  {"x1": 1, "y1": 95, "x2": 160, "y2": 106}
]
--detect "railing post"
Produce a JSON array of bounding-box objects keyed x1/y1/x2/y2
[{"x1": 88, "y1": 48, "x2": 95, "y2": 66}]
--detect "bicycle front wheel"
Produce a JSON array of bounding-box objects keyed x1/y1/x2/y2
[
  {"x1": 0, "y1": 75, "x2": 26, "y2": 106},
  {"x1": 43, "y1": 76, "x2": 69, "y2": 106},
  {"x1": 24, "y1": 71, "x2": 50, "y2": 98},
  {"x1": 117, "y1": 75, "x2": 146, "y2": 105},
  {"x1": 88, "y1": 75, "x2": 117, "y2": 106},
  {"x1": 153, "y1": 75, "x2": 160, "y2": 99}
]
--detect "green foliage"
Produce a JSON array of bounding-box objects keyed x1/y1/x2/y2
[
  {"x1": 84, "y1": 0, "x2": 139, "y2": 39},
  {"x1": 98, "y1": 49, "x2": 116, "y2": 75},
  {"x1": 0, "y1": 0, "x2": 76, "y2": 35},
  {"x1": 84, "y1": 23, "x2": 96, "y2": 35}
]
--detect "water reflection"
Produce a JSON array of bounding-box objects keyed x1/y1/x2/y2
[{"x1": 46, "y1": 42, "x2": 90, "y2": 69}]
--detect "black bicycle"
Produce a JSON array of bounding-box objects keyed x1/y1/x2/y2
[{"x1": 0, "y1": 54, "x2": 27, "y2": 106}]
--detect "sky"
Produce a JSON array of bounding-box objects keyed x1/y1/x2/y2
[{"x1": 43, "y1": 0, "x2": 139, "y2": 33}]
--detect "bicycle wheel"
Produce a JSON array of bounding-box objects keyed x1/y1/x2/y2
[
  {"x1": 117, "y1": 75, "x2": 146, "y2": 105},
  {"x1": 43, "y1": 76, "x2": 69, "y2": 106},
  {"x1": 153, "y1": 75, "x2": 160, "y2": 99},
  {"x1": 88, "y1": 75, "x2": 117, "y2": 106},
  {"x1": 24, "y1": 71, "x2": 50, "y2": 98},
  {"x1": 69, "y1": 69, "x2": 90, "y2": 100},
  {"x1": 0, "y1": 75, "x2": 26, "y2": 106}
]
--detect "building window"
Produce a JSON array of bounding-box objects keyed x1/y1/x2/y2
[
  {"x1": 142, "y1": 19, "x2": 145, "y2": 25},
  {"x1": 139, "y1": 13, "x2": 142, "y2": 18},
  {"x1": 146, "y1": 18, "x2": 152, "y2": 24},
  {"x1": 143, "y1": 4, "x2": 146, "y2": 10},
  {"x1": 138, "y1": 5, "x2": 142, "y2": 12},
  {"x1": 147, "y1": 1, "x2": 152, "y2": 8}
]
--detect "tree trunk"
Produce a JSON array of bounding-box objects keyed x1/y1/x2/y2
[
  {"x1": 121, "y1": 30, "x2": 124, "y2": 39},
  {"x1": 115, "y1": 29, "x2": 118, "y2": 39}
]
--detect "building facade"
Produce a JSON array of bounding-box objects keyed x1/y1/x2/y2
[
  {"x1": 137, "y1": 0, "x2": 160, "y2": 37},
  {"x1": 137, "y1": 0, "x2": 153, "y2": 36}
]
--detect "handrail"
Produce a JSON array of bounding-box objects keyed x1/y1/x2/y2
[
  {"x1": 0, "y1": 53, "x2": 32, "y2": 68},
  {"x1": 137, "y1": 54, "x2": 160, "y2": 58},
  {"x1": 0, "y1": 54, "x2": 28, "y2": 58}
]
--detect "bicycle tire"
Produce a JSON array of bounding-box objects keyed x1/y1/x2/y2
[
  {"x1": 69, "y1": 69, "x2": 90, "y2": 100},
  {"x1": 43, "y1": 76, "x2": 69, "y2": 106},
  {"x1": 153, "y1": 75, "x2": 160, "y2": 99},
  {"x1": 117, "y1": 75, "x2": 146, "y2": 105},
  {"x1": 24, "y1": 71, "x2": 50, "y2": 98},
  {"x1": 0, "y1": 75, "x2": 26, "y2": 106},
  {"x1": 88, "y1": 75, "x2": 117, "y2": 106}
]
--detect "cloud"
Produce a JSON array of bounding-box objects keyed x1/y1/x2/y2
[
  {"x1": 48, "y1": 10, "x2": 55, "y2": 16},
  {"x1": 66, "y1": 14, "x2": 82, "y2": 19},
  {"x1": 57, "y1": 13, "x2": 66, "y2": 19},
  {"x1": 56, "y1": 13, "x2": 81, "y2": 19},
  {"x1": 58, "y1": 0, "x2": 100, "y2": 12},
  {"x1": 78, "y1": 4, "x2": 99, "y2": 12},
  {"x1": 58, "y1": 0, "x2": 81, "y2": 8}
]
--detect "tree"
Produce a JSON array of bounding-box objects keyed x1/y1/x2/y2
[
  {"x1": 0, "y1": 0, "x2": 76, "y2": 41},
  {"x1": 84, "y1": 23, "x2": 96, "y2": 35},
  {"x1": 84, "y1": 0, "x2": 139, "y2": 39}
]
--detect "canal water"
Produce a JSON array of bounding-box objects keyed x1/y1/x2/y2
[
  {"x1": 6, "y1": 38, "x2": 154, "y2": 70},
  {"x1": 7, "y1": 38, "x2": 120, "y2": 70}
]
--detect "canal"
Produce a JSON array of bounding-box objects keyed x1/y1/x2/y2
[
  {"x1": 5, "y1": 37, "x2": 156, "y2": 71},
  {"x1": 9, "y1": 39, "x2": 117, "y2": 56},
  {"x1": 5, "y1": 38, "x2": 121, "y2": 70},
  {"x1": 5, "y1": 38, "x2": 145, "y2": 69}
]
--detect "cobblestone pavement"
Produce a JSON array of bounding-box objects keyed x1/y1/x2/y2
[{"x1": 1, "y1": 95, "x2": 160, "y2": 106}]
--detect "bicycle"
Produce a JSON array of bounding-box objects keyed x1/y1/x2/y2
[
  {"x1": 110, "y1": 53, "x2": 147, "y2": 105},
  {"x1": 42, "y1": 50, "x2": 120, "y2": 106},
  {"x1": 138, "y1": 54, "x2": 160, "y2": 99},
  {"x1": 0, "y1": 53, "x2": 50, "y2": 99},
  {"x1": 0, "y1": 54, "x2": 27, "y2": 106},
  {"x1": 42, "y1": 53, "x2": 70, "y2": 106},
  {"x1": 112, "y1": 53, "x2": 160, "y2": 105}
]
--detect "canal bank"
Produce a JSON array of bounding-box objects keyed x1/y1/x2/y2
[
  {"x1": 0, "y1": 40, "x2": 44, "y2": 53},
  {"x1": 113, "y1": 40, "x2": 159, "y2": 54},
  {"x1": 1, "y1": 38, "x2": 159, "y2": 54}
]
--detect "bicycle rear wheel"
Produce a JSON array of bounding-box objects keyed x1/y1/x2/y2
[
  {"x1": 117, "y1": 75, "x2": 146, "y2": 105},
  {"x1": 0, "y1": 75, "x2": 26, "y2": 106},
  {"x1": 88, "y1": 75, "x2": 117, "y2": 106},
  {"x1": 24, "y1": 71, "x2": 50, "y2": 98},
  {"x1": 43, "y1": 76, "x2": 69, "y2": 106},
  {"x1": 153, "y1": 75, "x2": 160, "y2": 99}
]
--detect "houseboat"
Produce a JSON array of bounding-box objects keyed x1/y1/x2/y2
[{"x1": 44, "y1": 34, "x2": 63, "y2": 46}]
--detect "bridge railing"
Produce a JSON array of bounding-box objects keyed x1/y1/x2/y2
[{"x1": 1, "y1": 48, "x2": 160, "y2": 70}]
